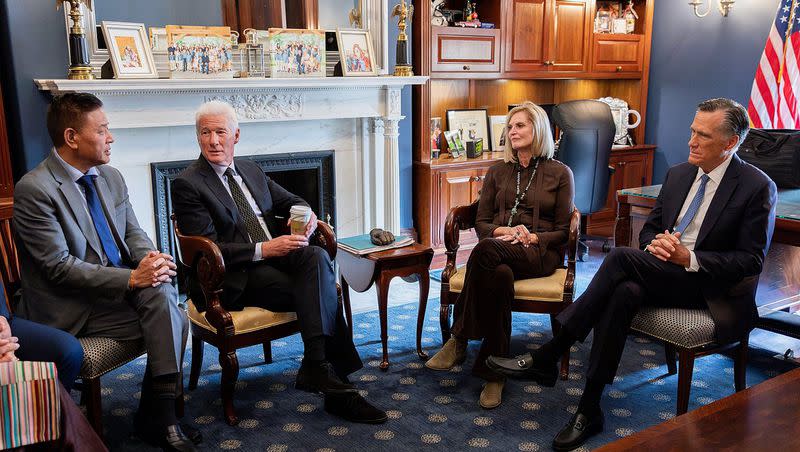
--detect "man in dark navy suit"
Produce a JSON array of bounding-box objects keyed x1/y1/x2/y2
[
  {"x1": 171, "y1": 100, "x2": 386, "y2": 424},
  {"x1": 488, "y1": 98, "x2": 777, "y2": 450}
]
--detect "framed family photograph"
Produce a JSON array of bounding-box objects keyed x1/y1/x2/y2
[
  {"x1": 446, "y1": 108, "x2": 490, "y2": 147},
  {"x1": 489, "y1": 115, "x2": 507, "y2": 152},
  {"x1": 165, "y1": 25, "x2": 235, "y2": 79},
  {"x1": 268, "y1": 28, "x2": 326, "y2": 78},
  {"x1": 336, "y1": 28, "x2": 377, "y2": 76},
  {"x1": 101, "y1": 21, "x2": 158, "y2": 79}
]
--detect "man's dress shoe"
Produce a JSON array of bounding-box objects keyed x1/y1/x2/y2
[
  {"x1": 135, "y1": 412, "x2": 202, "y2": 445},
  {"x1": 552, "y1": 411, "x2": 604, "y2": 451},
  {"x1": 485, "y1": 353, "x2": 558, "y2": 386},
  {"x1": 324, "y1": 392, "x2": 388, "y2": 424},
  {"x1": 295, "y1": 360, "x2": 356, "y2": 394},
  {"x1": 138, "y1": 424, "x2": 197, "y2": 452}
]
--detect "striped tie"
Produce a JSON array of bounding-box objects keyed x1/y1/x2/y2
[
  {"x1": 674, "y1": 174, "x2": 710, "y2": 235},
  {"x1": 224, "y1": 168, "x2": 268, "y2": 242}
]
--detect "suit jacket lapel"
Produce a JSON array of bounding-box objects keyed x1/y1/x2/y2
[
  {"x1": 664, "y1": 166, "x2": 696, "y2": 231},
  {"x1": 696, "y1": 155, "x2": 742, "y2": 247},
  {"x1": 237, "y1": 161, "x2": 270, "y2": 214},
  {"x1": 94, "y1": 173, "x2": 132, "y2": 260},
  {"x1": 46, "y1": 154, "x2": 105, "y2": 259},
  {"x1": 198, "y1": 157, "x2": 249, "y2": 239}
]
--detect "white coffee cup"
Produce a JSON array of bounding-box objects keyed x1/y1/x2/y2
[{"x1": 289, "y1": 205, "x2": 312, "y2": 235}]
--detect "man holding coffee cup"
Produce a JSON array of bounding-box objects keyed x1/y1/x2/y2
[{"x1": 171, "y1": 100, "x2": 387, "y2": 424}]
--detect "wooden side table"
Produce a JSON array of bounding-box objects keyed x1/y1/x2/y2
[{"x1": 337, "y1": 243, "x2": 434, "y2": 370}]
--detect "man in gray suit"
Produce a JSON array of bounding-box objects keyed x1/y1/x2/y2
[{"x1": 13, "y1": 93, "x2": 196, "y2": 452}]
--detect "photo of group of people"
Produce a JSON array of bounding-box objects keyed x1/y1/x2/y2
[
  {"x1": 166, "y1": 25, "x2": 234, "y2": 79},
  {"x1": 268, "y1": 29, "x2": 325, "y2": 78}
]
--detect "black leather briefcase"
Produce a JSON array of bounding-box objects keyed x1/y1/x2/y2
[{"x1": 738, "y1": 128, "x2": 800, "y2": 188}]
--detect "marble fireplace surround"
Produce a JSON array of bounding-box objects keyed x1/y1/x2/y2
[{"x1": 35, "y1": 76, "x2": 427, "y2": 242}]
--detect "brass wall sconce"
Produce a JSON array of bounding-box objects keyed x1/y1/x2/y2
[{"x1": 689, "y1": 0, "x2": 734, "y2": 18}]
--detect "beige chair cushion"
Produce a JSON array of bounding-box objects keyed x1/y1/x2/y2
[
  {"x1": 448, "y1": 266, "x2": 567, "y2": 302},
  {"x1": 187, "y1": 299, "x2": 297, "y2": 335}
]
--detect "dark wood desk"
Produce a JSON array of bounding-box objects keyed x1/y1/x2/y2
[
  {"x1": 338, "y1": 243, "x2": 434, "y2": 370},
  {"x1": 615, "y1": 185, "x2": 800, "y2": 248},
  {"x1": 597, "y1": 367, "x2": 800, "y2": 451}
]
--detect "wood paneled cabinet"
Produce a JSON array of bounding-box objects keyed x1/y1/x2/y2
[
  {"x1": 586, "y1": 145, "x2": 655, "y2": 236},
  {"x1": 432, "y1": 26, "x2": 501, "y2": 76},
  {"x1": 412, "y1": 0, "x2": 655, "y2": 253},
  {"x1": 591, "y1": 33, "x2": 644, "y2": 74},
  {"x1": 503, "y1": 0, "x2": 591, "y2": 74}
]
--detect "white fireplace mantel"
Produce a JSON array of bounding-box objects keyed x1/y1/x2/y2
[{"x1": 35, "y1": 76, "x2": 427, "y2": 239}]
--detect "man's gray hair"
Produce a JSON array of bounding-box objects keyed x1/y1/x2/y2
[
  {"x1": 195, "y1": 100, "x2": 239, "y2": 134},
  {"x1": 697, "y1": 98, "x2": 750, "y2": 146}
]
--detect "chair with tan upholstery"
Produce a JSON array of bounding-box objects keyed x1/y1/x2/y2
[
  {"x1": 171, "y1": 215, "x2": 341, "y2": 426},
  {"x1": 440, "y1": 201, "x2": 580, "y2": 380}
]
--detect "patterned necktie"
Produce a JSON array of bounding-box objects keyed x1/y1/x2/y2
[
  {"x1": 674, "y1": 174, "x2": 710, "y2": 235},
  {"x1": 224, "y1": 168, "x2": 268, "y2": 243},
  {"x1": 76, "y1": 175, "x2": 123, "y2": 267}
]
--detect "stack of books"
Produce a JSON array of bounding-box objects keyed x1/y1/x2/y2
[{"x1": 338, "y1": 234, "x2": 414, "y2": 255}]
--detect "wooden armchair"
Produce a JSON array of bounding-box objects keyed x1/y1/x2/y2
[
  {"x1": 439, "y1": 201, "x2": 580, "y2": 380},
  {"x1": 171, "y1": 215, "x2": 340, "y2": 426}
]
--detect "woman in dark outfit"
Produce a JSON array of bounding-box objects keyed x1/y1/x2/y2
[{"x1": 426, "y1": 101, "x2": 575, "y2": 409}]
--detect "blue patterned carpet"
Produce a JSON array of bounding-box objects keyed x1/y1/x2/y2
[{"x1": 92, "y1": 295, "x2": 796, "y2": 451}]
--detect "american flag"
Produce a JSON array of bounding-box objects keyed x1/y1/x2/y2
[{"x1": 748, "y1": 0, "x2": 800, "y2": 128}]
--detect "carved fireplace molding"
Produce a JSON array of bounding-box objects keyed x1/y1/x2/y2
[{"x1": 35, "y1": 76, "x2": 426, "y2": 238}]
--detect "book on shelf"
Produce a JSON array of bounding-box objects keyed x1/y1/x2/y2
[{"x1": 338, "y1": 234, "x2": 414, "y2": 255}]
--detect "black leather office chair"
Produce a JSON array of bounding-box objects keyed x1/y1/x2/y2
[{"x1": 552, "y1": 100, "x2": 616, "y2": 259}]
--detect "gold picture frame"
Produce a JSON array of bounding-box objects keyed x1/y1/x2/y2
[{"x1": 165, "y1": 25, "x2": 235, "y2": 79}]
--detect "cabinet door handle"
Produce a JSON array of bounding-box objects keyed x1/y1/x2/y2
[
  {"x1": 463, "y1": 65, "x2": 471, "y2": 71},
  {"x1": 616, "y1": 66, "x2": 623, "y2": 72}
]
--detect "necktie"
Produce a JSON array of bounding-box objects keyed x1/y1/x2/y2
[
  {"x1": 224, "y1": 168, "x2": 268, "y2": 243},
  {"x1": 76, "y1": 175, "x2": 123, "y2": 267},
  {"x1": 674, "y1": 174, "x2": 710, "y2": 235}
]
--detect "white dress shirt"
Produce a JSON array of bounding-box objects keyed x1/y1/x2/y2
[
  {"x1": 673, "y1": 154, "x2": 733, "y2": 272},
  {"x1": 209, "y1": 161, "x2": 272, "y2": 261}
]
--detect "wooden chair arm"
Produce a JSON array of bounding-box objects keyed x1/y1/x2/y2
[
  {"x1": 563, "y1": 209, "x2": 581, "y2": 299},
  {"x1": 441, "y1": 201, "x2": 479, "y2": 284},
  {"x1": 311, "y1": 221, "x2": 337, "y2": 260}
]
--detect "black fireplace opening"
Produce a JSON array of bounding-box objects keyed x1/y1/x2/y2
[{"x1": 151, "y1": 151, "x2": 336, "y2": 288}]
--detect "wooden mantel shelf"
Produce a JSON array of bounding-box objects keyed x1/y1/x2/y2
[{"x1": 34, "y1": 76, "x2": 429, "y2": 95}]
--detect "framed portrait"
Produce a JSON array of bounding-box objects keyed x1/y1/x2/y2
[
  {"x1": 489, "y1": 115, "x2": 507, "y2": 152},
  {"x1": 165, "y1": 25, "x2": 235, "y2": 79},
  {"x1": 336, "y1": 28, "x2": 377, "y2": 76},
  {"x1": 446, "y1": 108, "x2": 490, "y2": 147},
  {"x1": 100, "y1": 21, "x2": 158, "y2": 79},
  {"x1": 430, "y1": 117, "x2": 442, "y2": 151},
  {"x1": 267, "y1": 28, "x2": 326, "y2": 78},
  {"x1": 149, "y1": 27, "x2": 167, "y2": 52}
]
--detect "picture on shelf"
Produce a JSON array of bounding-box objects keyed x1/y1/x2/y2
[
  {"x1": 489, "y1": 115, "x2": 507, "y2": 152},
  {"x1": 165, "y1": 25, "x2": 235, "y2": 79},
  {"x1": 336, "y1": 29, "x2": 377, "y2": 76},
  {"x1": 443, "y1": 130, "x2": 464, "y2": 158},
  {"x1": 101, "y1": 21, "x2": 158, "y2": 79},
  {"x1": 430, "y1": 117, "x2": 442, "y2": 151},
  {"x1": 149, "y1": 27, "x2": 167, "y2": 52},
  {"x1": 268, "y1": 28, "x2": 326, "y2": 78},
  {"x1": 446, "y1": 108, "x2": 490, "y2": 149}
]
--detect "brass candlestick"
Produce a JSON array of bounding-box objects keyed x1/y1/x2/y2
[
  {"x1": 58, "y1": 0, "x2": 94, "y2": 80},
  {"x1": 392, "y1": 0, "x2": 413, "y2": 76}
]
